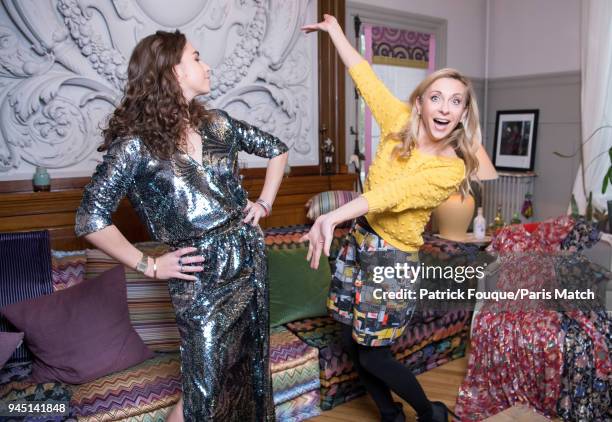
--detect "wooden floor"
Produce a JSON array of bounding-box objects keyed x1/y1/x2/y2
[
  {"x1": 310, "y1": 356, "x2": 467, "y2": 422},
  {"x1": 309, "y1": 353, "x2": 555, "y2": 422}
]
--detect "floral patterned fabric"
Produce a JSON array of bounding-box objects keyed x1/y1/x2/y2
[
  {"x1": 456, "y1": 216, "x2": 612, "y2": 421},
  {"x1": 555, "y1": 253, "x2": 611, "y2": 421},
  {"x1": 485, "y1": 215, "x2": 574, "y2": 255},
  {"x1": 558, "y1": 310, "x2": 611, "y2": 421},
  {"x1": 456, "y1": 253, "x2": 564, "y2": 419},
  {"x1": 560, "y1": 216, "x2": 602, "y2": 252}
]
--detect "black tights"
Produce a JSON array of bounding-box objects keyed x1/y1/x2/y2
[{"x1": 340, "y1": 325, "x2": 433, "y2": 421}]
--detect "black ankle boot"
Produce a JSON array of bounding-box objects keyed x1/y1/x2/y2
[
  {"x1": 380, "y1": 401, "x2": 405, "y2": 422},
  {"x1": 430, "y1": 401, "x2": 458, "y2": 422}
]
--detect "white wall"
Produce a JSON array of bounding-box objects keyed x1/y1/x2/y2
[
  {"x1": 488, "y1": 0, "x2": 581, "y2": 78},
  {"x1": 350, "y1": 0, "x2": 487, "y2": 78}
]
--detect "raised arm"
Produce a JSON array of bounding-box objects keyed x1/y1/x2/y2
[
  {"x1": 302, "y1": 14, "x2": 362, "y2": 68},
  {"x1": 302, "y1": 14, "x2": 408, "y2": 130}
]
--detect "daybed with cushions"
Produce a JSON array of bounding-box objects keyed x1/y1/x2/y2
[{"x1": 0, "y1": 222, "x2": 473, "y2": 421}]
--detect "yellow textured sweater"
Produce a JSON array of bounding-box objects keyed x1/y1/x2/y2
[{"x1": 350, "y1": 60, "x2": 466, "y2": 251}]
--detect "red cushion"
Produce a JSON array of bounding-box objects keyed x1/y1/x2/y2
[{"x1": 0, "y1": 265, "x2": 153, "y2": 384}]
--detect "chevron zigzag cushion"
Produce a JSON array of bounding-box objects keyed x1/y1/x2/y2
[
  {"x1": 264, "y1": 224, "x2": 350, "y2": 251},
  {"x1": 51, "y1": 249, "x2": 87, "y2": 291},
  {"x1": 275, "y1": 389, "x2": 321, "y2": 422},
  {"x1": 286, "y1": 313, "x2": 471, "y2": 411},
  {"x1": 86, "y1": 242, "x2": 180, "y2": 352},
  {"x1": 391, "y1": 309, "x2": 472, "y2": 362},
  {"x1": 69, "y1": 352, "x2": 181, "y2": 421},
  {"x1": 69, "y1": 328, "x2": 321, "y2": 421},
  {"x1": 270, "y1": 325, "x2": 321, "y2": 421}
]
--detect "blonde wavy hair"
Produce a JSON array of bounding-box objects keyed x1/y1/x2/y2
[{"x1": 388, "y1": 68, "x2": 481, "y2": 198}]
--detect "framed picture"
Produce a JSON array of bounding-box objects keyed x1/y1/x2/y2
[{"x1": 492, "y1": 109, "x2": 539, "y2": 171}]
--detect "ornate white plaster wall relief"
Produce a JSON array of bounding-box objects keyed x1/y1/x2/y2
[{"x1": 0, "y1": 0, "x2": 318, "y2": 180}]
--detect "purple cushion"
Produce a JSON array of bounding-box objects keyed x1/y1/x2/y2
[
  {"x1": 0, "y1": 332, "x2": 24, "y2": 368},
  {"x1": 0, "y1": 265, "x2": 153, "y2": 384}
]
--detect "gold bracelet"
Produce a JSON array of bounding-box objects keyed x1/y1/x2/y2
[{"x1": 153, "y1": 257, "x2": 158, "y2": 279}]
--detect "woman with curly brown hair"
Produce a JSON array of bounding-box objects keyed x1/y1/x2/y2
[{"x1": 75, "y1": 30, "x2": 288, "y2": 421}]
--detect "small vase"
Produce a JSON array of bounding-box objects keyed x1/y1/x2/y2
[{"x1": 32, "y1": 166, "x2": 51, "y2": 192}]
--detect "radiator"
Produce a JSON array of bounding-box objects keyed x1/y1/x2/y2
[{"x1": 482, "y1": 172, "x2": 536, "y2": 225}]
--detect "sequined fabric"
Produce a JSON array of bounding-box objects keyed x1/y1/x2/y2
[
  {"x1": 169, "y1": 221, "x2": 273, "y2": 421},
  {"x1": 76, "y1": 109, "x2": 287, "y2": 421}
]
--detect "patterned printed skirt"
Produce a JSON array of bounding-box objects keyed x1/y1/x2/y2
[{"x1": 327, "y1": 222, "x2": 420, "y2": 347}]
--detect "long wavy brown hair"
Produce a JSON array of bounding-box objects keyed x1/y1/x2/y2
[
  {"x1": 99, "y1": 30, "x2": 210, "y2": 159},
  {"x1": 388, "y1": 68, "x2": 481, "y2": 199}
]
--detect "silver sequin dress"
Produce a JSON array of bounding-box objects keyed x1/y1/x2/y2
[{"x1": 75, "y1": 109, "x2": 288, "y2": 421}]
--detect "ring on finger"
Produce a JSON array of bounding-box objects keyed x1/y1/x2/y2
[{"x1": 180, "y1": 264, "x2": 184, "y2": 273}]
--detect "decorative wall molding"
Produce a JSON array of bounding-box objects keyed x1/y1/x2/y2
[
  {"x1": 0, "y1": 0, "x2": 318, "y2": 181},
  {"x1": 487, "y1": 70, "x2": 581, "y2": 90}
]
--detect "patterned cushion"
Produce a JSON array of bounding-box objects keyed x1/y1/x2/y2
[
  {"x1": 85, "y1": 242, "x2": 179, "y2": 352},
  {"x1": 264, "y1": 225, "x2": 350, "y2": 250},
  {"x1": 391, "y1": 309, "x2": 472, "y2": 361},
  {"x1": 116, "y1": 407, "x2": 171, "y2": 421},
  {"x1": 0, "y1": 380, "x2": 75, "y2": 421},
  {"x1": 286, "y1": 312, "x2": 471, "y2": 410},
  {"x1": 305, "y1": 191, "x2": 360, "y2": 221},
  {"x1": 400, "y1": 328, "x2": 469, "y2": 374},
  {"x1": 68, "y1": 328, "x2": 321, "y2": 421},
  {"x1": 51, "y1": 249, "x2": 87, "y2": 291},
  {"x1": 0, "y1": 361, "x2": 30, "y2": 386},
  {"x1": 270, "y1": 326, "x2": 320, "y2": 405},
  {"x1": 284, "y1": 316, "x2": 361, "y2": 410},
  {"x1": 69, "y1": 353, "x2": 181, "y2": 422},
  {"x1": 275, "y1": 389, "x2": 321, "y2": 422}
]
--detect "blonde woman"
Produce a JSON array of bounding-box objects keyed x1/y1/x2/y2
[{"x1": 301, "y1": 15, "x2": 480, "y2": 422}]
